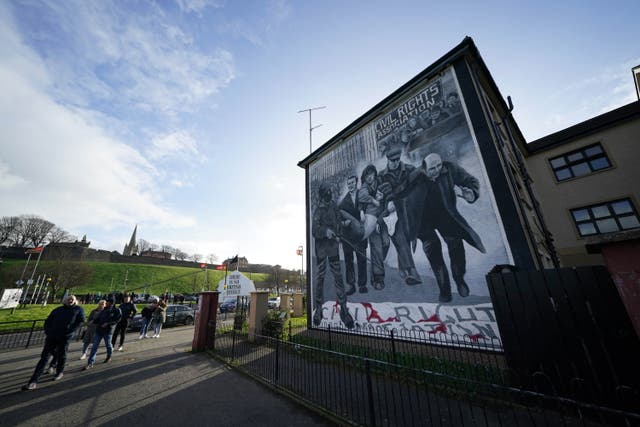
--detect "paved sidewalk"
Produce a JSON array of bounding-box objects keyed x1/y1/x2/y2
[{"x1": 0, "y1": 327, "x2": 333, "y2": 427}]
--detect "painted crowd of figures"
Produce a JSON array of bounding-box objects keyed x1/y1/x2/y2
[{"x1": 312, "y1": 138, "x2": 486, "y2": 330}]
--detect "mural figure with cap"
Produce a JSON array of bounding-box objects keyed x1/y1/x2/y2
[
  {"x1": 338, "y1": 175, "x2": 368, "y2": 295},
  {"x1": 378, "y1": 143, "x2": 422, "y2": 286},
  {"x1": 410, "y1": 152, "x2": 486, "y2": 302},
  {"x1": 400, "y1": 115, "x2": 426, "y2": 146},
  {"x1": 445, "y1": 92, "x2": 462, "y2": 116},
  {"x1": 312, "y1": 182, "x2": 355, "y2": 329},
  {"x1": 424, "y1": 105, "x2": 450, "y2": 127}
]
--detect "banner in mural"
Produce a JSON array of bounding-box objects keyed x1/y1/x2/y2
[{"x1": 308, "y1": 66, "x2": 512, "y2": 349}]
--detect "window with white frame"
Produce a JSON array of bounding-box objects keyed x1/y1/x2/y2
[
  {"x1": 549, "y1": 143, "x2": 611, "y2": 182},
  {"x1": 571, "y1": 198, "x2": 640, "y2": 237}
]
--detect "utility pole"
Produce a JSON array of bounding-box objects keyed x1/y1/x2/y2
[
  {"x1": 123, "y1": 269, "x2": 129, "y2": 291},
  {"x1": 298, "y1": 106, "x2": 326, "y2": 153}
]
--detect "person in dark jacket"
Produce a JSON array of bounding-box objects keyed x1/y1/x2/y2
[
  {"x1": 84, "y1": 297, "x2": 122, "y2": 369},
  {"x1": 111, "y1": 295, "x2": 137, "y2": 351},
  {"x1": 78, "y1": 299, "x2": 105, "y2": 359},
  {"x1": 22, "y1": 295, "x2": 85, "y2": 390}
]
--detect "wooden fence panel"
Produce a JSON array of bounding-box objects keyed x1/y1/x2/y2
[{"x1": 487, "y1": 266, "x2": 639, "y2": 409}]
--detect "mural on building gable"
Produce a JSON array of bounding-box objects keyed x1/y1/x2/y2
[{"x1": 308, "y1": 66, "x2": 512, "y2": 349}]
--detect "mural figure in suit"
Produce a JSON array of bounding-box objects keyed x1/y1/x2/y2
[
  {"x1": 409, "y1": 153, "x2": 486, "y2": 302},
  {"x1": 338, "y1": 175, "x2": 368, "y2": 295}
]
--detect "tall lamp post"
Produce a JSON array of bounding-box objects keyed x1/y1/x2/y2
[{"x1": 296, "y1": 245, "x2": 303, "y2": 291}]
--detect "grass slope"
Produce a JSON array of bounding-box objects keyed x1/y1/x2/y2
[{"x1": 0, "y1": 260, "x2": 269, "y2": 297}]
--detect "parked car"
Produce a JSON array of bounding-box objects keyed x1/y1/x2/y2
[
  {"x1": 219, "y1": 297, "x2": 248, "y2": 313},
  {"x1": 128, "y1": 304, "x2": 195, "y2": 330},
  {"x1": 183, "y1": 294, "x2": 197, "y2": 302},
  {"x1": 219, "y1": 298, "x2": 237, "y2": 313},
  {"x1": 133, "y1": 294, "x2": 160, "y2": 303},
  {"x1": 268, "y1": 296, "x2": 281, "y2": 310}
]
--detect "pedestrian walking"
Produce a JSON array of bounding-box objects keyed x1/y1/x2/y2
[
  {"x1": 138, "y1": 301, "x2": 157, "y2": 339},
  {"x1": 80, "y1": 299, "x2": 106, "y2": 359},
  {"x1": 84, "y1": 297, "x2": 121, "y2": 369},
  {"x1": 150, "y1": 300, "x2": 167, "y2": 338},
  {"x1": 111, "y1": 295, "x2": 137, "y2": 351},
  {"x1": 22, "y1": 295, "x2": 85, "y2": 390}
]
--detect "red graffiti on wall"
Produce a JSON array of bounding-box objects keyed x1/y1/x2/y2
[{"x1": 361, "y1": 302, "x2": 399, "y2": 323}]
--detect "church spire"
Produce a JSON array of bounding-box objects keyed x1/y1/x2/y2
[{"x1": 123, "y1": 225, "x2": 138, "y2": 256}]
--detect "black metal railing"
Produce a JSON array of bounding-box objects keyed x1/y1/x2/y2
[
  {"x1": 0, "y1": 319, "x2": 47, "y2": 351},
  {"x1": 292, "y1": 324, "x2": 508, "y2": 386},
  {"x1": 211, "y1": 325, "x2": 640, "y2": 427}
]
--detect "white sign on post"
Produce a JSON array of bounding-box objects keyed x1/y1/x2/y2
[
  {"x1": 218, "y1": 270, "x2": 256, "y2": 299},
  {"x1": 0, "y1": 289, "x2": 23, "y2": 309}
]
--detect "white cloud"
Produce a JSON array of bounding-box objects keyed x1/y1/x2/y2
[
  {"x1": 171, "y1": 179, "x2": 187, "y2": 188},
  {"x1": 19, "y1": 1, "x2": 235, "y2": 117},
  {"x1": 0, "y1": 159, "x2": 27, "y2": 190},
  {"x1": 0, "y1": 8, "x2": 195, "y2": 232},
  {"x1": 266, "y1": 0, "x2": 292, "y2": 29},
  {"x1": 175, "y1": 0, "x2": 219, "y2": 15},
  {"x1": 147, "y1": 131, "x2": 201, "y2": 161},
  {"x1": 215, "y1": 0, "x2": 291, "y2": 46},
  {"x1": 217, "y1": 20, "x2": 264, "y2": 46},
  {"x1": 519, "y1": 58, "x2": 640, "y2": 141},
  {"x1": 243, "y1": 202, "x2": 306, "y2": 268}
]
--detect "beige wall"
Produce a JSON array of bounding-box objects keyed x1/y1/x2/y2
[{"x1": 526, "y1": 118, "x2": 640, "y2": 267}]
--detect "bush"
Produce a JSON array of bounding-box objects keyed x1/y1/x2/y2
[{"x1": 262, "y1": 310, "x2": 286, "y2": 338}]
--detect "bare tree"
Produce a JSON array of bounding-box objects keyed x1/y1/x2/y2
[
  {"x1": 174, "y1": 249, "x2": 188, "y2": 261},
  {"x1": 192, "y1": 253, "x2": 202, "y2": 263},
  {"x1": 46, "y1": 260, "x2": 94, "y2": 301},
  {"x1": 160, "y1": 245, "x2": 174, "y2": 259},
  {"x1": 0, "y1": 216, "x2": 20, "y2": 245},
  {"x1": 10, "y1": 217, "x2": 29, "y2": 246},
  {"x1": 270, "y1": 264, "x2": 282, "y2": 292},
  {"x1": 21, "y1": 215, "x2": 54, "y2": 247},
  {"x1": 207, "y1": 253, "x2": 218, "y2": 264},
  {"x1": 48, "y1": 225, "x2": 74, "y2": 244},
  {"x1": 138, "y1": 239, "x2": 151, "y2": 253}
]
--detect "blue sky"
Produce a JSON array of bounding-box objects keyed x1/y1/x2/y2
[{"x1": 1, "y1": 0, "x2": 638, "y2": 269}]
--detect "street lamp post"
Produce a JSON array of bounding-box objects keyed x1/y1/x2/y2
[{"x1": 296, "y1": 245, "x2": 303, "y2": 291}]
